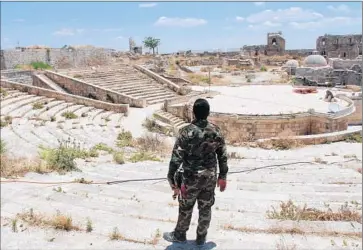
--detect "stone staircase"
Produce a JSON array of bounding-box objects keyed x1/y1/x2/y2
[
  {"x1": 153, "y1": 110, "x2": 189, "y2": 133},
  {"x1": 58, "y1": 65, "x2": 179, "y2": 105},
  {"x1": 0, "y1": 87, "x2": 125, "y2": 156}
]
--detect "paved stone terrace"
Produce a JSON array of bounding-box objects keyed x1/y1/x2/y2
[
  {"x1": 57, "y1": 65, "x2": 180, "y2": 105},
  {"x1": 1, "y1": 88, "x2": 126, "y2": 157},
  {"x1": 1, "y1": 142, "x2": 362, "y2": 249}
]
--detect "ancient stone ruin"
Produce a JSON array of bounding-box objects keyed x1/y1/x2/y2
[{"x1": 316, "y1": 34, "x2": 362, "y2": 59}]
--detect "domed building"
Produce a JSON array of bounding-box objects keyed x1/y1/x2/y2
[
  {"x1": 282, "y1": 59, "x2": 299, "y2": 75},
  {"x1": 285, "y1": 59, "x2": 299, "y2": 68},
  {"x1": 303, "y1": 55, "x2": 328, "y2": 67}
]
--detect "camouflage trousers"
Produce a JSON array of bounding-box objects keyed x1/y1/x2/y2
[{"x1": 175, "y1": 169, "x2": 217, "y2": 238}]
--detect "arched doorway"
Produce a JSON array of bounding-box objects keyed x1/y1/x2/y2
[
  {"x1": 272, "y1": 38, "x2": 277, "y2": 45},
  {"x1": 322, "y1": 38, "x2": 326, "y2": 46},
  {"x1": 343, "y1": 52, "x2": 346, "y2": 58}
]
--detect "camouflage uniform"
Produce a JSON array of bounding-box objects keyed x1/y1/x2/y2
[{"x1": 167, "y1": 119, "x2": 228, "y2": 241}]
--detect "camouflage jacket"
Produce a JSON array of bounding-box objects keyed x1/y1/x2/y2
[{"x1": 167, "y1": 119, "x2": 228, "y2": 185}]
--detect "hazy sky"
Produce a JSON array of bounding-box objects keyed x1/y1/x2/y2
[{"x1": 1, "y1": 1, "x2": 362, "y2": 53}]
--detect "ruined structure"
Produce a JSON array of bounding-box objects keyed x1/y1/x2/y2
[
  {"x1": 2, "y1": 47, "x2": 114, "y2": 69},
  {"x1": 316, "y1": 34, "x2": 362, "y2": 59},
  {"x1": 243, "y1": 32, "x2": 286, "y2": 56},
  {"x1": 282, "y1": 59, "x2": 299, "y2": 75},
  {"x1": 0, "y1": 50, "x2": 5, "y2": 70},
  {"x1": 295, "y1": 52, "x2": 362, "y2": 86},
  {"x1": 129, "y1": 37, "x2": 142, "y2": 55}
]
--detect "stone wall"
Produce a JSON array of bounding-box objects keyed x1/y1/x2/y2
[
  {"x1": 165, "y1": 94, "x2": 355, "y2": 142},
  {"x1": 346, "y1": 97, "x2": 362, "y2": 125},
  {"x1": 161, "y1": 75, "x2": 191, "y2": 85},
  {"x1": 133, "y1": 64, "x2": 187, "y2": 94},
  {"x1": 0, "y1": 80, "x2": 129, "y2": 115},
  {"x1": 32, "y1": 74, "x2": 55, "y2": 90},
  {"x1": 329, "y1": 58, "x2": 362, "y2": 70},
  {"x1": 259, "y1": 128, "x2": 362, "y2": 146},
  {"x1": 1, "y1": 70, "x2": 33, "y2": 79},
  {"x1": 44, "y1": 70, "x2": 146, "y2": 108},
  {"x1": 316, "y1": 34, "x2": 362, "y2": 59},
  {"x1": 2, "y1": 48, "x2": 113, "y2": 69},
  {"x1": 295, "y1": 67, "x2": 332, "y2": 83}
]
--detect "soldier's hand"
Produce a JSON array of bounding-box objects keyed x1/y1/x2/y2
[
  {"x1": 217, "y1": 178, "x2": 226, "y2": 192},
  {"x1": 172, "y1": 188, "x2": 179, "y2": 200}
]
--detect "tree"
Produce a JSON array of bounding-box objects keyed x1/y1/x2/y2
[{"x1": 143, "y1": 37, "x2": 160, "y2": 55}]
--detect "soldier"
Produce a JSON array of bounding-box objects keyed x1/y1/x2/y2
[{"x1": 163, "y1": 98, "x2": 229, "y2": 246}]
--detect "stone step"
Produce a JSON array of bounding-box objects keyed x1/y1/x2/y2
[
  {"x1": 106, "y1": 81, "x2": 154, "y2": 90},
  {"x1": 142, "y1": 94, "x2": 176, "y2": 103},
  {"x1": 37, "y1": 102, "x2": 73, "y2": 120},
  {"x1": 1, "y1": 91, "x2": 28, "y2": 101},
  {"x1": 1, "y1": 96, "x2": 49, "y2": 116},
  {"x1": 128, "y1": 89, "x2": 171, "y2": 98},
  {"x1": 147, "y1": 96, "x2": 176, "y2": 105},
  {"x1": 88, "y1": 78, "x2": 151, "y2": 87},
  {"x1": 8, "y1": 97, "x2": 55, "y2": 118},
  {"x1": 111, "y1": 84, "x2": 157, "y2": 93},
  {"x1": 26, "y1": 100, "x2": 65, "y2": 118},
  {"x1": 95, "y1": 80, "x2": 152, "y2": 90},
  {"x1": 55, "y1": 105, "x2": 86, "y2": 121},
  {"x1": 82, "y1": 75, "x2": 146, "y2": 82},
  {"x1": 1, "y1": 93, "x2": 38, "y2": 108},
  {"x1": 145, "y1": 92, "x2": 176, "y2": 100}
]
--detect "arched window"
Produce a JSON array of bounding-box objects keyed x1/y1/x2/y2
[
  {"x1": 343, "y1": 52, "x2": 346, "y2": 58},
  {"x1": 272, "y1": 38, "x2": 277, "y2": 45},
  {"x1": 349, "y1": 38, "x2": 352, "y2": 44}
]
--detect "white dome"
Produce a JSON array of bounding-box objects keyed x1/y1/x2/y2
[
  {"x1": 284, "y1": 59, "x2": 299, "y2": 68},
  {"x1": 303, "y1": 55, "x2": 327, "y2": 67}
]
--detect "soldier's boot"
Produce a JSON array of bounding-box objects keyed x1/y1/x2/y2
[
  {"x1": 196, "y1": 234, "x2": 206, "y2": 246},
  {"x1": 163, "y1": 231, "x2": 186, "y2": 243}
]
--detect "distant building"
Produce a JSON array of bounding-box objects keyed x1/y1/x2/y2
[
  {"x1": 242, "y1": 31, "x2": 286, "y2": 56},
  {"x1": 316, "y1": 34, "x2": 362, "y2": 59}
]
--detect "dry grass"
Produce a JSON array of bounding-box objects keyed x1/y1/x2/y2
[
  {"x1": 17, "y1": 210, "x2": 81, "y2": 231},
  {"x1": 227, "y1": 152, "x2": 245, "y2": 159},
  {"x1": 222, "y1": 224, "x2": 361, "y2": 238},
  {"x1": 187, "y1": 73, "x2": 209, "y2": 85},
  {"x1": 135, "y1": 133, "x2": 170, "y2": 155},
  {"x1": 109, "y1": 227, "x2": 161, "y2": 245},
  {"x1": 73, "y1": 177, "x2": 93, "y2": 184},
  {"x1": 0, "y1": 155, "x2": 50, "y2": 178},
  {"x1": 86, "y1": 218, "x2": 93, "y2": 232},
  {"x1": 257, "y1": 138, "x2": 304, "y2": 150},
  {"x1": 130, "y1": 214, "x2": 176, "y2": 223},
  {"x1": 129, "y1": 151, "x2": 161, "y2": 163},
  {"x1": 113, "y1": 151, "x2": 125, "y2": 164},
  {"x1": 116, "y1": 129, "x2": 134, "y2": 148},
  {"x1": 143, "y1": 117, "x2": 171, "y2": 135},
  {"x1": 267, "y1": 200, "x2": 362, "y2": 223},
  {"x1": 344, "y1": 134, "x2": 362, "y2": 143}
]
